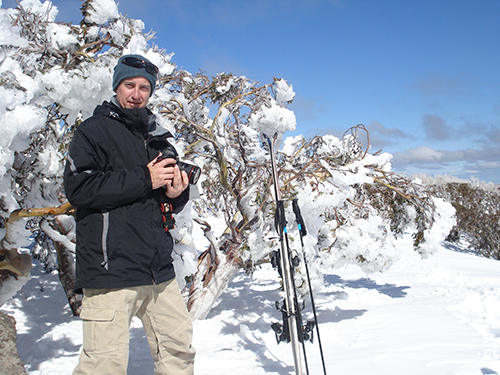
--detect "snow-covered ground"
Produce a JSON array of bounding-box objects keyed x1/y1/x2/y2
[{"x1": 2, "y1": 233, "x2": 500, "y2": 375}]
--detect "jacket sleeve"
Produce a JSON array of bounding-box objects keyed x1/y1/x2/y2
[
  {"x1": 64, "y1": 126, "x2": 153, "y2": 210},
  {"x1": 167, "y1": 185, "x2": 190, "y2": 214}
]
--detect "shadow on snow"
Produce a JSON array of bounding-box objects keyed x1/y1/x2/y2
[{"x1": 201, "y1": 268, "x2": 410, "y2": 374}]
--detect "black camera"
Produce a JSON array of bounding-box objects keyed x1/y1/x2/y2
[{"x1": 158, "y1": 149, "x2": 201, "y2": 185}]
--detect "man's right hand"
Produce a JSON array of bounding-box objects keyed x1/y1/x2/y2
[{"x1": 147, "y1": 155, "x2": 177, "y2": 190}]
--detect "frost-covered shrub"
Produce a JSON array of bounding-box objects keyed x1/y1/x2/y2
[{"x1": 421, "y1": 176, "x2": 500, "y2": 260}]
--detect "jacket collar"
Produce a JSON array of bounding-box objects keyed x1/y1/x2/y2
[
  {"x1": 94, "y1": 98, "x2": 173, "y2": 139},
  {"x1": 93, "y1": 98, "x2": 155, "y2": 135}
]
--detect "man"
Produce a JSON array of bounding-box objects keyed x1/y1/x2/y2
[{"x1": 64, "y1": 54, "x2": 196, "y2": 375}]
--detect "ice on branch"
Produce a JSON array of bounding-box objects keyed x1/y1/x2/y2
[
  {"x1": 248, "y1": 99, "x2": 296, "y2": 143},
  {"x1": 274, "y1": 78, "x2": 295, "y2": 106},
  {"x1": 46, "y1": 23, "x2": 79, "y2": 50},
  {"x1": 84, "y1": 0, "x2": 119, "y2": 24}
]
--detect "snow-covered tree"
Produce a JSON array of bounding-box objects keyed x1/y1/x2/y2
[{"x1": 0, "y1": 0, "x2": 455, "y2": 319}]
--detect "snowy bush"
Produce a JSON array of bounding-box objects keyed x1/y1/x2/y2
[
  {"x1": 420, "y1": 175, "x2": 500, "y2": 260},
  {"x1": 0, "y1": 0, "x2": 455, "y2": 319}
]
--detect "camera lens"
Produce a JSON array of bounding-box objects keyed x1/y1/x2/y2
[{"x1": 178, "y1": 162, "x2": 201, "y2": 185}]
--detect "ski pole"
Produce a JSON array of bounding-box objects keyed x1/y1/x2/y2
[{"x1": 292, "y1": 199, "x2": 328, "y2": 375}]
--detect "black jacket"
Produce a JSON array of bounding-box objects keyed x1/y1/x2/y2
[{"x1": 64, "y1": 100, "x2": 189, "y2": 291}]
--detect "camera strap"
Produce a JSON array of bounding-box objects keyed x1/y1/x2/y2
[{"x1": 160, "y1": 202, "x2": 175, "y2": 231}]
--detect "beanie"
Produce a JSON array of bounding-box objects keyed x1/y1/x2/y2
[{"x1": 112, "y1": 54, "x2": 158, "y2": 96}]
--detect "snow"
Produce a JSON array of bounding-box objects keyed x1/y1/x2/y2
[
  {"x1": 0, "y1": 8, "x2": 28, "y2": 47},
  {"x1": 418, "y1": 197, "x2": 458, "y2": 257},
  {"x1": 46, "y1": 23, "x2": 78, "y2": 50},
  {"x1": 17, "y1": 0, "x2": 58, "y2": 22},
  {"x1": 84, "y1": 0, "x2": 119, "y2": 24},
  {"x1": 275, "y1": 78, "x2": 295, "y2": 106},
  {"x1": 248, "y1": 99, "x2": 297, "y2": 144},
  {"x1": 0, "y1": 1, "x2": 498, "y2": 373},
  {"x1": 2, "y1": 229, "x2": 500, "y2": 375}
]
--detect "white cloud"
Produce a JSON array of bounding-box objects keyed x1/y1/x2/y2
[
  {"x1": 392, "y1": 144, "x2": 500, "y2": 183},
  {"x1": 394, "y1": 146, "x2": 444, "y2": 164}
]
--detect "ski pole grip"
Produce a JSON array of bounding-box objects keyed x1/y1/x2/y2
[{"x1": 292, "y1": 199, "x2": 307, "y2": 237}]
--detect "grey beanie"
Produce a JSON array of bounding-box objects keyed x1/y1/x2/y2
[{"x1": 112, "y1": 54, "x2": 158, "y2": 95}]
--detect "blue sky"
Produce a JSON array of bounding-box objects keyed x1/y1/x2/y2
[{"x1": 4, "y1": 0, "x2": 500, "y2": 183}]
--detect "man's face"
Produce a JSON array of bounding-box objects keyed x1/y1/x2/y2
[{"x1": 115, "y1": 76, "x2": 151, "y2": 109}]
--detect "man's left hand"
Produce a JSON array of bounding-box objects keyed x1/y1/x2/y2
[{"x1": 165, "y1": 166, "x2": 189, "y2": 198}]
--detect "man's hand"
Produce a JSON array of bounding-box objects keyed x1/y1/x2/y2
[
  {"x1": 148, "y1": 155, "x2": 189, "y2": 198},
  {"x1": 165, "y1": 164, "x2": 189, "y2": 199}
]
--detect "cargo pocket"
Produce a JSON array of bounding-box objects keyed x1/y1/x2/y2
[{"x1": 80, "y1": 307, "x2": 117, "y2": 353}]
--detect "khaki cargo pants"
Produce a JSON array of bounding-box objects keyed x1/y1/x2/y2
[{"x1": 73, "y1": 279, "x2": 195, "y2": 375}]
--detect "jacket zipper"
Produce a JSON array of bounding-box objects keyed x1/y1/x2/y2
[{"x1": 101, "y1": 212, "x2": 110, "y2": 270}]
